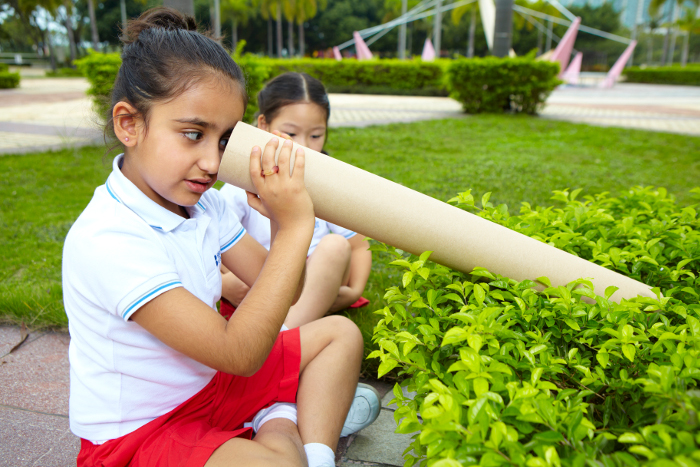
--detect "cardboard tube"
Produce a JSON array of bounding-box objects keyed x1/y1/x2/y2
[{"x1": 220, "y1": 122, "x2": 653, "y2": 301}]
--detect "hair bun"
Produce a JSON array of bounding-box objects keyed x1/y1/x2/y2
[{"x1": 122, "y1": 7, "x2": 197, "y2": 44}]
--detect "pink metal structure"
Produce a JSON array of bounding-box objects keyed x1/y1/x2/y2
[
  {"x1": 561, "y1": 52, "x2": 582, "y2": 85},
  {"x1": 600, "y1": 40, "x2": 637, "y2": 88},
  {"x1": 421, "y1": 38, "x2": 436, "y2": 61},
  {"x1": 333, "y1": 46, "x2": 342, "y2": 61},
  {"x1": 353, "y1": 31, "x2": 373, "y2": 60},
  {"x1": 550, "y1": 17, "x2": 581, "y2": 75}
]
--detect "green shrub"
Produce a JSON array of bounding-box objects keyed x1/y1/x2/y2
[
  {"x1": 0, "y1": 71, "x2": 20, "y2": 89},
  {"x1": 446, "y1": 58, "x2": 561, "y2": 114},
  {"x1": 46, "y1": 67, "x2": 84, "y2": 78},
  {"x1": 0, "y1": 63, "x2": 9, "y2": 72},
  {"x1": 370, "y1": 186, "x2": 700, "y2": 466},
  {"x1": 75, "y1": 52, "x2": 122, "y2": 118},
  {"x1": 625, "y1": 66, "x2": 700, "y2": 86}
]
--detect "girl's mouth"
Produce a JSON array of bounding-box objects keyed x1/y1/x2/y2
[{"x1": 185, "y1": 178, "x2": 211, "y2": 194}]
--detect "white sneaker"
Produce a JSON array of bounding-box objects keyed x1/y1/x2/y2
[{"x1": 341, "y1": 383, "x2": 381, "y2": 437}]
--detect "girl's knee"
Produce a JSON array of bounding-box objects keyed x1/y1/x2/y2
[
  {"x1": 324, "y1": 315, "x2": 363, "y2": 351},
  {"x1": 316, "y1": 234, "x2": 351, "y2": 260}
]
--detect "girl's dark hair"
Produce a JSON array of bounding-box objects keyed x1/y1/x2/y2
[
  {"x1": 108, "y1": 7, "x2": 246, "y2": 138},
  {"x1": 257, "y1": 72, "x2": 330, "y2": 124}
]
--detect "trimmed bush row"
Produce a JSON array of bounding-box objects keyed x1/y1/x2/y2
[
  {"x1": 624, "y1": 66, "x2": 700, "y2": 86},
  {"x1": 75, "y1": 52, "x2": 561, "y2": 120},
  {"x1": 447, "y1": 58, "x2": 561, "y2": 114},
  {"x1": 370, "y1": 186, "x2": 700, "y2": 466},
  {"x1": 0, "y1": 70, "x2": 20, "y2": 89}
]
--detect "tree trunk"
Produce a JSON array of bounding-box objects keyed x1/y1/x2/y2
[
  {"x1": 407, "y1": 21, "x2": 413, "y2": 55},
  {"x1": 163, "y1": 0, "x2": 194, "y2": 16},
  {"x1": 434, "y1": 0, "x2": 443, "y2": 56},
  {"x1": 647, "y1": 30, "x2": 653, "y2": 65},
  {"x1": 46, "y1": 28, "x2": 57, "y2": 71},
  {"x1": 546, "y1": 20, "x2": 553, "y2": 51},
  {"x1": 276, "y1": 3, "x2": 283, "y2": 58},
  {"x1": 213, "y1": 0, "x2": 221, "y2": 38},
  {"x1": 398, "y1": 0, "x2": 407, "y2": 59},
  {"x1": 232, "y1": 17, "x2": 238, "y2": 51},
  {"x1": 667, "y1": 1, "x2": 678, "y2": 65},
  {"x1": 493, "y1": 0, "x2": 514, "y2": 57},
  {"x1": 87, "y1": 0, "x2": 100, "y2": 50},
  {"x1": 468, "y1": 7, "x2": 476, "y2": 58},
  {"x1": 536, "y1": 25, "x2": 543, "y2": 56},
  {"x1": 299, "y1": 21, "x2": 305, "y2": 57},
  {"x1": 267, "y1": 17, "x2": 273, "y2": 56},
  {"x1": 661, "y1": 0, "x2": 671, "y2": 64},
  {"x1": 681, "y1": 31, "x2": 690, "y2": 66},
  {"x1": 288, "y1": 17, "x2": 295, "y2": 56},
  {"x1": 64, "y1": 12, "x2": 77, "y2": 63},
  {"x1": 120, "y1": 0, "x2": 127, "y2": 32}
]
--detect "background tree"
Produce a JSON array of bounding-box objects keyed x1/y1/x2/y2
[
  {"x1": 451, "y1": 1, "x2": 479, "y2": 58},
  {"x1": 285, "y1": 0, "x2": 326, "y2": 56},
  {"x1": 677, "y1": 2, "x2": 700, "y2": 66},
  {"x1": 221, "y1": 0, "x2": 258, "y2": 50}
]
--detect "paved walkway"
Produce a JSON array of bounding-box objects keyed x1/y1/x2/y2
[
  {"x1": 0, "y1": 326, "x2": 414, "y2": 467},
  {"x1": 2, "y1": 77, "x2": 699, "y2": 156}
]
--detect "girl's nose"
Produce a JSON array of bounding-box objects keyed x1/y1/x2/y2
[{"x1": 199, "y1": 144, "x2": 221, "y2": 174}]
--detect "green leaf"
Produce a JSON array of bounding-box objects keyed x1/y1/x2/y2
[
  {"x1": 533, "y1": 431, "x2": 565, "y2": 443},
  {"x1": 468, "y1": 397, "x2": 487, "y2": 425},
  {"x1": 468, "y1": 333, "x2": 484, "y2": 352},
  {"x1": 442, "y1": 327, "x2": 469, "y2": 346},
  {"x1": 622, "y1": 344, "x2": 636, "y2": 362},
  {"x1": 432, "y1": 460, "x2": 462, "y2": 467},
  {"x1": 545, "y1": 446, "x2": 561, "y2": 467},
  {"x1": 473, "y1": 377, "x2": 489, "y2": 396},
  {"x1": 419, "y1": 251, "x2": 433, "y2": 262},
  {"x1": 596, "y1": 352, "x2": 609, "y2": 368},
  {"x1": 473, "y1": 283, "x2": 485, "y2": 306},
  {"x1": 482, "y1": 192, "x2": 492, "y2": 208},
  {"x1": 377, "y1": 359, "x2": 398, "y2": 378},
  {"x1": 537, "y1": 276, "x2": 552, "y2": 287},
  {"x1": 564, "y1": 319, "x2": 581, "y2": 331},
  {"x1": 618, "y1": 433, "x2": 645, "y2": 443}
]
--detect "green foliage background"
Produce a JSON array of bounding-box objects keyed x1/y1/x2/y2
[{"x1": 624, "y1": 66, "x2": 700, "y2": 87}]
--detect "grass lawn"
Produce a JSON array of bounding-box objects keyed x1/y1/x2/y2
[{"x1": 2, "y1": 115, "x2": 699, "y2": 375}]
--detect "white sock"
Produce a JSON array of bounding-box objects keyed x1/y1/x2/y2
[
  {"x1": 304, "y1": 443, "x2": 335, "y2": 467},
  {"x1": 248, "y1": 402, "x2": 298, "y2": 433}
]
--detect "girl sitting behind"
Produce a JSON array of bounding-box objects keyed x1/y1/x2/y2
[{"x1": 220, "y1": 73, "x2": 372, "y2": 329}]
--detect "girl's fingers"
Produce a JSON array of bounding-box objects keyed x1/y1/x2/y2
[
  {"x1": 260, "y1": 137, "x2": 279, "y2": 177},
  {"x1": 249, "y1": 145, "x2": 262, "y2": 186},
  {"x1": 277, "y1": 139, "x2": 293, "y2": 179},
  {"x1": 292, "y1": 147, "x2": 306, "y2": 182}
]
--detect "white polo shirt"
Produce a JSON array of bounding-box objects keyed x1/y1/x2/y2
[
  {"x1": 62, "y1": 154, "x2": 246, "y2": 442},
  {"x1": 219, "y1": 184, "x2": 356, "y2": 253}
]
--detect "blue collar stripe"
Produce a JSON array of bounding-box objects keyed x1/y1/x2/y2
[
  {"x1": 105, "y1": 180, "x2": 122, "y2": 204},
  {"x1": 197, "y1": 201, "x2": 206, "y2": 211},
  {"x1": 221, "y1": 227, "x2": 245, "y2": 251},
  {"x1": 122, "y1": 280, "x2": 182, "y2": 319}
]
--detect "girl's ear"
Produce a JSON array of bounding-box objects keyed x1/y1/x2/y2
[
  {"x1": 257, "y1": 114, "x2": 269, "y2": 131},
  {"x1": 113, "y1": 101, "x2": 140, "y2": 147}
]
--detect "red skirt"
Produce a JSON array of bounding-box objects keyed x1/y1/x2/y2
[{"x1": 77, "y1": 328, "x2": 301, "y2": 467}]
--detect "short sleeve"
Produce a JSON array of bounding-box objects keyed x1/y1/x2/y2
[
  {"x1": 63, "y1": 214, "x2": 182, "y2": 321},
  {"x1": 328, "y1": 222, "x2": 357, "y2": 240},
  {"x1": 218, "y1": 184, "x2": 272, "y2": 250},
  {"x1": 204, "y1": 188, "x2": 246, "y2": 253}
]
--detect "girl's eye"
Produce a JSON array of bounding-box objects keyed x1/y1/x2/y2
[
  {"x1": 285, "y1": 133, "x2": 296, "y2": 137},
  {"x1": 183, "y1": 131, "x2": 202, "y2": 141},
  {"x1": 219, "y1": 137, "x2": 229, "y2": 149},
  {"x1": 311, "y1": 134, "x2": 324, "y2": 139}
]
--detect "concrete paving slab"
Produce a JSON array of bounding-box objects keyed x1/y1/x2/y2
[
  {"x1": 0, "y1": 330, "x2": 70, "y2": 416},
  {"x1": 381, "y1": 385, "x2": 417, "y2": 410},
  {"x1": 0, "y1": 406, "x2": 79, "y2": 467},
  {"x1": 345, "y1": 409, "x2": 418, "y2": 467}
]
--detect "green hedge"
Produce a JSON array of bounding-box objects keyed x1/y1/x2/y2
[
  {"x1": 624, "y1": 66, "x2": 700, "y2": 86},
  {"x1": 0, "y1": 71, "x2": 20, "y2": 89},
  {"x1": 447, "y1": 58, "x2": 561, "y2": 114},
  {"x1": 46, "y1": 67, "x2": 84, "y2": 78},
  {"x1": 370, "y1": 186, "x2": 700, "y2": 466},
  {"x1": 0, "y1": 63, "x2": 8, "y2": 72},
  {"x1": 77, "y1": 52, "x2": 560, "y2": 122},
  {"x1": 75, "y1": 52, "x2": 123, "y2": 118}
]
